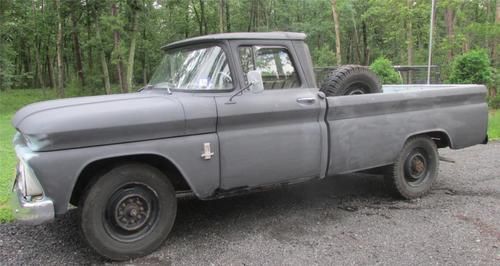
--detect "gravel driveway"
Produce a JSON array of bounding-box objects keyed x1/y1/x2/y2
[{"x1": 1, "y1": 142, "x2": 499, "y2": 265}]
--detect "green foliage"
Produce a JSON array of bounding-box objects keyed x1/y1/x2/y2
[
  {"x1": 0, "y1": 89, "x2": 61, "y2": 222},
  {"x1": 312, "y1": 45, "x2": 337, "y2": 67},
  {"x1": 369, "y1": 57, "x2": 402, "y2": 84},
  {"x1": 489, "y1": 111, "x2": 500, "y2": 140},
  {"x1": 449, "y1": 50, "x2": 493, "y2": 85},
  {"x1": 489, "y1": 95, "x2": 500, "y2": 109},
  {"x1": 0, "y1": 0, "x2": 498, "y2": 90}
]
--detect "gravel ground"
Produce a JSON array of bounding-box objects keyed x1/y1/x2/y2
[{"x1": 1, "y1": 142, "x2": 499, "y2": 265}]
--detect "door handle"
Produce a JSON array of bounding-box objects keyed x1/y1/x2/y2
[{"x1": 296, "y1": 97, "x2": 316, "y2": 104}]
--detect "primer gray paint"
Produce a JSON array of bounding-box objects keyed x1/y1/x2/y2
[{"x1": 11, "y1": 34, "x2": 489, "y2": 217}]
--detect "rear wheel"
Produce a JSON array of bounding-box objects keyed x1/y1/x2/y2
[
  {"x1": 384, "y1": 136, "x2": 439, "y2": 199},
  {"x1": 320, "y1": 65, "x2": 382, "y2": 96},
  {"x1": 80, "y1": 163, "x2": 177, "y2": 260}
]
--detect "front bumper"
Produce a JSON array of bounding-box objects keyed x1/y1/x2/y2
[{"x1": 10, "y1": 181, "x2": 55, "y2": 225}]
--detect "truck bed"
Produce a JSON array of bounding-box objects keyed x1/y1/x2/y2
[{"x1": 325, "y1": 84, "x2": 488, "y2": 175}]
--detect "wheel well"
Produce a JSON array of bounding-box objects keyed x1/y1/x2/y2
[
  {"x1": 70, "y1": 154, "x2": 191, "y2": 206},
  {"x1": 415, "y1": 131, "x2": 451, "y2": 148}
]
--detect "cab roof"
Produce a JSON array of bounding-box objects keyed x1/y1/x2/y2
[{"x1": 162, "y1": 32, "x2": 306, "y2": 50}]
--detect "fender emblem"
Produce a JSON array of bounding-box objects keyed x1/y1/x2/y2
[{"x1": 201, "y1": 142, "x2": 214, "y2": 160}]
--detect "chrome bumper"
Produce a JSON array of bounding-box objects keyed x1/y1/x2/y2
[{"x1": 10, "y1": 181, "x2": 55, "y2": 225}]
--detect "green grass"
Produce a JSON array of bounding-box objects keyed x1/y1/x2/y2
[
  {"x1": 0, "y1": 89, "x2": 499, "y2": 222},
  {"x1": 0, "y1": 89, "x2": 59, "y2": 222},
  {"x1": 489, "y1": 110, "x2": 500, "y2": 140}
]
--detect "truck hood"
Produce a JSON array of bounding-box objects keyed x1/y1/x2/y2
[{"x1": 12, "y1": 92, "x2": 186, "y2": 152}]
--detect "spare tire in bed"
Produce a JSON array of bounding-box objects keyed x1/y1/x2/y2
[{"x1": 320, "y1": 65, "x2": 382, "y2": 96}]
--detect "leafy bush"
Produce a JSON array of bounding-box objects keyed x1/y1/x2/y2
[
  {"x1": 449, "y1": 49, "x2": 493, "y2": 85},
  {"x1": 488, "y1": 95, "x2": 500, "y2": 109},
  {"x1": 312, "y1": 45, "x2": 337, "y2": 67},
  {"x1": 369, "y1": 57, "x2": 402, "y2": 84}
]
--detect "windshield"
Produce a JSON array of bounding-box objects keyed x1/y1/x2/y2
[{"x1": 149, "y1": 45, "x2": 233, "y2": 91}]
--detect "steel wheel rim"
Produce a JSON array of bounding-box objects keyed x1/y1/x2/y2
[
  {"x1": 347, "y1": 83, "x2": 367, "y2": 95},
  {"x1": 403, "y1": 149, "x2": 429, "y2": 186},
  {"x1": 104, "y1": 183, "x2": 160, "y2": 242}
]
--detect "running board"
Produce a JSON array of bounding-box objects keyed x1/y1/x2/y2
[{"x1": 176, "y1": 190, "x2": 195, "y2": 199}]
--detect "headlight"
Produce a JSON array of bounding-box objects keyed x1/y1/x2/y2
[{"x1": 16, "y1": 160, "x2": 44, "y2": 199}]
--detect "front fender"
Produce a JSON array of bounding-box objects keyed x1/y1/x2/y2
[{"x1": 27, "y1": 134, "x2": 220, "y2": 215}]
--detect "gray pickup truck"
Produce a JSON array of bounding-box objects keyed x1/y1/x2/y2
[{"x1": 11, "y1": 32, "x2": 488, "y2": 260}]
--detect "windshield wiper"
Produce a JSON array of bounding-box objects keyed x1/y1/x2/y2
[
  {"x1": 140, "y1": 83, "x2": 173, "y2": 94},
  {"x1": 137, "y1": 84, "x2": 153, "y2": 92}
]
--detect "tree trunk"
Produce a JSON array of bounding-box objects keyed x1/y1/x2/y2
[
  {"x1": 219, "y1": 0, "x2": 224, "y2": 33},
  {"x1": 330, "y1": 0, "x2": 341, "y2": 65},
  {"x1": 32, "y1": 0, "x2": 45, "y2": 88},
  {"x1": 46, "y1": 47, "x2": 55, "y2": 88},
  {"x1": 127, "y1": 2, "x2": 139, "y2": 92},
  {"x1": 184, "y1": 2, "x2": 190, "y2": 38},
  {"x1": 490, "y1": 0, "x2": 499, "y2": 97},
  {"x1": 199, "y1": 0, "x2": 207, "y2": 34},
  {"x1": 85, "y1": 0, "x2": 93, "y2": 74},
  {"x1": 191, "y1": 1, "x2": 202, "y2": 35},
  {"x1": 362, "y1": 21, "x2": 368, "y2": 65},
  {"x1": 95, "y1": 22, "x2": 111, "y2": 94},
  {"x1": 350, "y1": 10, "x2": 361, "y2": 64},
  {"x1": 71, "y1": 11, "x2": 85, "y2": 87},
  {"x1": 34, "y1": 43, "x2": 44, "y2": 88},
  {"x1": 56, "y1": 0, "x2": 64, "y2": 97},
  {"x1": 444, "y1": 7, "x2": 455, "y2": 62},
  {"x1": 225, "y1": 0, "x2": 230, "y2": 32},
  {"x1": 142, "y1": 28, "x2": 147, "y2": 86},
  {"x1": 407, "y1": 0, "x2": 413, "y2": 83},
  {"x1": 93, "y1": 2, "x2": 111, "y2": 94},
  {"x1": 112, "y1": 2, "x2": 127, "y2": 93},
  {"x1": 494, "y1": 0, "x2": 499, "y2": 67}
]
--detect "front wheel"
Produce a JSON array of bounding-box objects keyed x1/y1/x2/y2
[
  {"x1": 80, "y1": 163, "x2": 177, "y2": 260},
  {"x1": 384, "y1": 136, "x2": 439, "y2": 199}
]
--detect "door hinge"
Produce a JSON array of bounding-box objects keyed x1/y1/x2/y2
[{"x1": 201, "y1": 142, "x2": 215, "y2": 160}]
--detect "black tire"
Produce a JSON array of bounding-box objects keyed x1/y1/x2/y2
[
  {"x1": 384, "y1": 136, "x2": 439, "y2": 199},
  {"x1": 320, "y1": 65, "x2": 382, "y2": 96},
  {"x1": 80, "y1": 163, "x2": 177, "y2": 261}
]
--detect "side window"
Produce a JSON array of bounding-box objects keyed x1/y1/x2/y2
[{"x1": 239, "y1": 46, "x2": 301, "y2": 90}]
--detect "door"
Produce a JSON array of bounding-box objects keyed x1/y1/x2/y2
[{"x1": 216, "y1": 44, "x2": 324, "y2": 189}]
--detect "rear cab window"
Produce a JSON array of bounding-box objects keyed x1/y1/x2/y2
[{"x1": 238, "y1": 46, "x2": 301, "y2": 90}]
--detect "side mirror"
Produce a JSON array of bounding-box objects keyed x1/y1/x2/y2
[{"x1": 247, "y1": 70, "x2": 264, "y2": 94}]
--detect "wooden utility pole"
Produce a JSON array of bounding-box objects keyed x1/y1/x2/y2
[{"x1": 331, "y1": 0, "x2": 341, "y2": 65}]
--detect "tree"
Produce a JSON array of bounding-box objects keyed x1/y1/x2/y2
[
  {"x1": 94, "y1": 1, "x2": 111, "y2": 94},
  {"x1": 126, "y1": 0, "x2": 140, "y2": 91},
  {"x1": 1, "y1": 0, "x2": 498, "y2": 92},
  {"x1": 330, "y1": 0, "x2": 341, "y2": 65},
  {"x1": 55, "y1": 0, "x2": 64, "y2": 97},
  {"x1": 219, "y1": 0, "x2": 225, "y2": 33},
  {"x1": 112, "y1": 2, "x2": 127, "y2": 92},
  {"x1": 405, "y1": 0, "x2": 414, "y2": 81},
  {"x1": 370, "y1": 57, "x2": 402, "y2": 84},
  {"x1": 70, "y1": 1, "x2": 85, "y2": 87}
]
